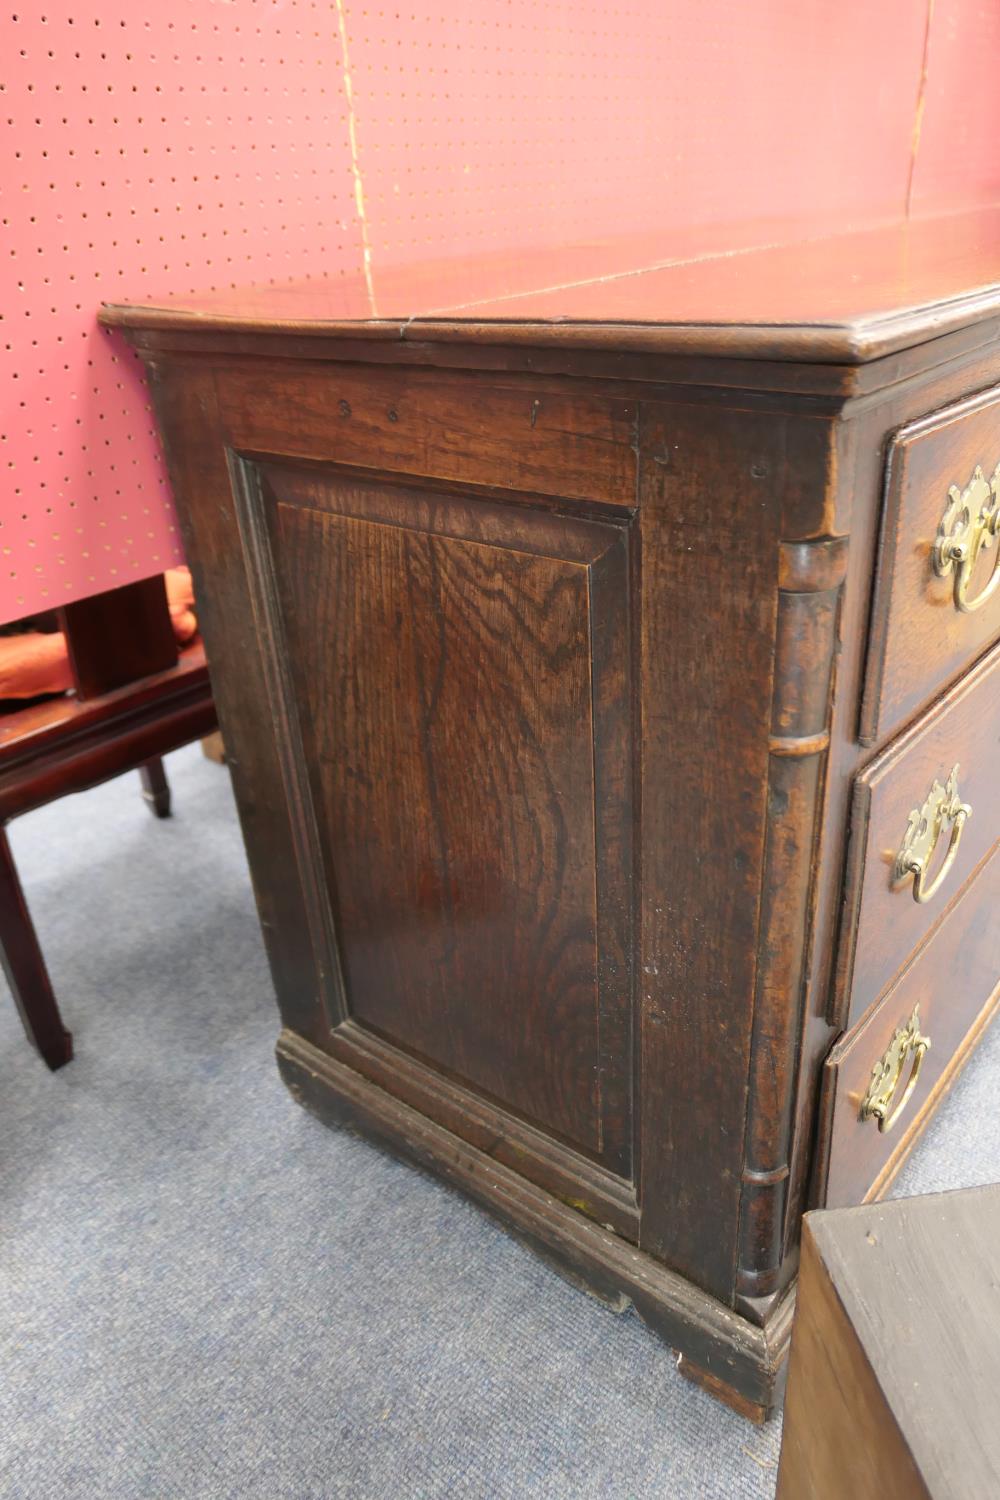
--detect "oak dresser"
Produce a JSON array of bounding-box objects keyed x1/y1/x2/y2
[{"x1": 102, "y1": 211, "x2": 1000, "y2": 1420}]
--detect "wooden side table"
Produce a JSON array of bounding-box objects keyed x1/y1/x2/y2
[
  {"x1": 1, "y1": 577, "x2": 216, "y2": 1069},
  {"x1": 777, "y1": 1185, "x2": 1000, "y2": 1498}
]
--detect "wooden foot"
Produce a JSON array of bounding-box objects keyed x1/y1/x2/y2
[
  {"x1": 139, "y1": 757, "x2": 171, "y2": 818},
  {"x1": 277, "y1": 1028, "x2": 793, "y2": 1420},
  {"x1": 675, "y1": 1353, "x2": 771, "y2": 1423},
  {"x1": 200, "y1": 731, "x2": 226, "y2": 765},
  {"x1": 0, "y1": 826, "x2": 73, "y2": 1069}
]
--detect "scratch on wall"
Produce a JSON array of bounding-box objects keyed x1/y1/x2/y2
[
  {"x1": 905, "y1": 0, "x2": 935, "y2": 218},
  {"x1": 334, "y1": 0, "x2": 379, "y2": 316}
]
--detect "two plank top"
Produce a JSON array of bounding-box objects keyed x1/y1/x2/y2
[{"x1": 99, "y1": 208, "x2": 1000, "y2": 363}]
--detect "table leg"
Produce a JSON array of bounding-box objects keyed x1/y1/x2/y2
[
  {"x1": 0, "y1": 824, "x2": 73, "y2": 1070},
  {"x1": 139, "y1": 757, "x2": 171, "y2": 818}
]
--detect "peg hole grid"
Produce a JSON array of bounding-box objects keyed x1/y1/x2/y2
[
  {"x1": 2, "y1": 0, "x2": 997, "y2": 622},
  {"x1": 2, "y1": 1, "x2": 359, "y2": 619}
]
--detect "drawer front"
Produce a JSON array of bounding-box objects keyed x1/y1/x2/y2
[
  {"x1": 862, "y1": 386, "x2": 1000, "y2": 746},
  {"x1": 822, "y1": 843, "x2": 1000, "y2": 1209},
  {"x1": 838, "y1": 644, "x2": 1000, "y2": 1029}
]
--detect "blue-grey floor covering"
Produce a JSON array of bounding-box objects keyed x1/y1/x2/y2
[{"x1": 2, "y1": 744, "x2": 998, "y2": 1499}]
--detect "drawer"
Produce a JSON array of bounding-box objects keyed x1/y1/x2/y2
[
  {"x1": 861, "y1": 385, "x2": 1000, "y2": 746},
  {"x1": 837, "y1": 643, "x2": 1000, "y2": 1029},
  {"x1": 821, "y1": 842, "x2": 1000, "y2": 1210}
]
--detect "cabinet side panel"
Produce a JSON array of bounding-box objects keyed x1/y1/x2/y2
[
  {"x1": 238, "y1": 462, "x2": 637, "y2": 1174},
  {"x1": 274, "y1": 496, "x2": 607, "y2": 1149}
]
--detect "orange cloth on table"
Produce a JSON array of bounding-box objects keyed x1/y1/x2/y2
[
  {"x1": 0, "y1": 567, "x2": 199, "y2": 699},
  {"x1": 0, "y1": 632, "x2": 74, "y2": 699},
  {"x1": 165, "y1": 566, "x2": 198, "y2": 643}
]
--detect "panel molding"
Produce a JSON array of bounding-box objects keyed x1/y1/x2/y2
[
  {"x1": 262, "y1": 458, "x2": 628, "y2": 563},
  {"x1": 332, "y1": 1018, "x2": 638, "y2": 1236},
  {"x1": 226, "y1": 451, "x2": 349, "y2": 1031}
]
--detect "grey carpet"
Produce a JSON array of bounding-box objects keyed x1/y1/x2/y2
[{"x1": 1, "y1": 745, "x2": 997, "y2": 1500}]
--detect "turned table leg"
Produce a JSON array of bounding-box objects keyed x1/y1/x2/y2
[
  {"x1": 139, "y1": 757, "x2": 171, "y2": 818},
  {"x1": 0, "y1": 824, "x2": 73, "y2": 1070}
]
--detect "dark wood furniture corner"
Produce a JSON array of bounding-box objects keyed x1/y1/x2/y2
[
  {"x1": 1, "y1": 577, "x2": 216, "y2": 1068},
  {"x1": 100, "y1": 209, "x2": 1000, "y2": 1418},
  {"x1": 61, "y1": 574, "x2": 180, "y2": 701},
  {"x1": 777, "y1": 1187, "x2": 1000, "y2": 1498}
]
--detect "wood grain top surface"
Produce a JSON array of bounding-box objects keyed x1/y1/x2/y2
[
  {"x1": 99, "y1": 208, "x2": 1000, "y2": 362},
  {"x1": 806, "y1": 1186, "x2": 1000, "y2": 1498}
]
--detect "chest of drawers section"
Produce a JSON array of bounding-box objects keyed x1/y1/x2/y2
[
  {"x1": 816, "y1": 387, "x2": 1000, "y2": 1215},
  {"x1": 101, "y1": 282, "x2": 1000, "y2": 1422}
]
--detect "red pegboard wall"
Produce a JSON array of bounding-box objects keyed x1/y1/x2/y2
[
  {"x1": 908, "y1": 0, "x2": 1000, "y2": 217},
  {"x1": 346, "y1": 0, "x2": 930, "y2": 268},
  {"x1": 1, "y1": 1, "x2": 362, "y2": 622},
  {"x1": 2, "y1": 0, "x2": 997, "y2": 625}
]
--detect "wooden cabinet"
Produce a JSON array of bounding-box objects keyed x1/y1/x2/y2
[
  {"x1": 777, "y1": 1188, "x2": 1000, "y2": 1498},
  {"x1": 101, "y1": 211, "x2": 1000, "y2": 1421}
]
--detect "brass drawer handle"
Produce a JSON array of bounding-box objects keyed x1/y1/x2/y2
[
  {"x1": 894, "y1": 765, "x2": 971, "y2": 904},
  {"x1": 860, "y1": 1007, "x2": 931, "y2": 1134},
  {"x1": 933, "y1": 463, "x2": 1000, "y2": 614}
]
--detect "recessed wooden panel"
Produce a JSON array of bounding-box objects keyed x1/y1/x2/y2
[
  {"x1": 258, "y1": 465, "x2": 633, "y2": 1170},
  {"x1": 861, "y1": 386, "x2": 1000, "y2": 747}
]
